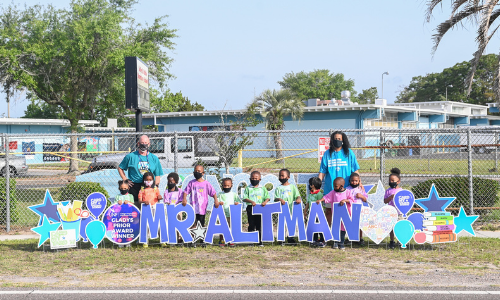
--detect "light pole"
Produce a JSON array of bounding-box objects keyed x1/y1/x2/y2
[
  {"x1": 446, "y1": 84, "x2": 453, "y2": 101},
  {"x1": 382, "y1": 72, "x2": 389, "y2": 100}
]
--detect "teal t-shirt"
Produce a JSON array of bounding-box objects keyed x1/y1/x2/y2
[
  {"x1": 243, "y1": 186, "x2": 269, "y2": 205},
  {"x1": 114, "y1": 193, "x2": 134, "y2": 204},
  {"x1": 118, "y1": 151, "x2": 164, "y2": 183},
  {"x1": 217, "y1": 192, "x2": 240, "y2": 217},
  {"x1": 274, "y1": 184, "x2": 301, "y2": 210},
  {"x1": 319, "y1": 148, "x2": 359, "y2": 195}
]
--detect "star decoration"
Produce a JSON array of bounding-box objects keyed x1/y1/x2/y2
[
  {"x1": 28, "y1": 190, "x2": 61, "y2": 225},
  {"x1": 454, "y1": 206, "x2": 479, "y2": 236},
  {"x1": 190, "y1": 221, "x2": 207, "y2": 243},
  {"x1": 31, "y1": 215, "x2": 61, "y2": 247},
  {"x1": 415, "y1": 184, "x2": 455, "y2": 212},
  {"x1": 367, "y1": 180, "x2": 386, "y2": 212}
]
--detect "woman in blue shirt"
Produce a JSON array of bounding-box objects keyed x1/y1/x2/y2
[{"x1": 318, "y1": 131, "x2": 360, "y2": 225}]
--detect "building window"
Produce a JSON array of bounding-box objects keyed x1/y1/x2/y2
[
  {"x1": 438, "y1": 117, "x2": 454, "y2": 129},
  {"x1": 452, "y1": 106, "x2": 465, "y2": 114},
  {"x1": 364, "y1": 113, "x2": 398, "y2": 128},
  {"x1": 402, "y1": 122, "x2": 417, "y2": 128}
]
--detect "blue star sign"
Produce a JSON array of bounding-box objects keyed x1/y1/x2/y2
[
  {"x1": 454, "y1": 206, "x2": 479, "y2": 236},
  {"x1": 28, "y1": 189, "x2": 61, "y2": 225},
  {"x1": 415, "y1": 184, "x2": 455, "y2": 212},
  {"x1": 31, "y1": 215, "x2": 61, "y2": 247}
]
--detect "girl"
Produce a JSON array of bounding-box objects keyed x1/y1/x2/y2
[
  {"x1": 274, "y1": 168, "x2": 301, "y2": 244},
  {"x1": 114, "y1": 179, "x2": 134, "y2": 205},
  {"x1": 164, "y1": 172, "x2": 184, "y2": 244},
  {"x1": 243, "y1": 171, "x2": 270, "y2": 247},
  {"x1": 217, "y1": 177, "x2": 240, "y2": 246},
  {"x1": 138, "y1": 172, "x2": 163, "y2": 248},
  {"x1": 346, "y1": 173, "x2": 367, "y2": 246},
  {"x1": 384, "y1": 167, "x2": 402, "y2": 249}
]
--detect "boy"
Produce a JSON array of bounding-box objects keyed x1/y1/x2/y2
[
  {"x1": 304, "y1": 176, "x2": 325, "y2": 247},
  {"x1": 243, "y1": 171, "x2": 270, "y2": 247},
  {"x1": 217, "y1": 177, "x2": 240, "y2": 246},
  {"x1": 274, "y1": 169, "x2": 301, "y2": 244}
]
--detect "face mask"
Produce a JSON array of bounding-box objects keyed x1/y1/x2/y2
[
  {"x1": 193, "y1": 172, "x2": 203, "y2": 179},
  {"x1": 223, "y1": 187, "x2": 231, "y2": 193},
  {"x1": 138, "y1": 143, "x2": 149, "y2": 151},
  {"x1": 350, "y1": 183, "x2": 359, "y2": 188},
  {"x1": 334, "y1": 186, "x2": 344, "y2": 193},
  {"x1": 167, "y1": 183, "x2": 176, "y2": 189},
  {"x1": 120, "y1": 189, "x2": 129, "y2": 195},
  {"x1": 389, "y1": 182, "x2": 398, "y2": 189},
  {"x1": 250, "y1": 179, "x2": 260, "y2": 187},
  {"x1": 144, "y1": 180, "x2": 154, "y2": 187},
  {"x1": 279, "y1": 178, "x2": 288, "y2": 184},
  {"x1": 333, "y1": 140, "x2": 343, "y2": 148}
]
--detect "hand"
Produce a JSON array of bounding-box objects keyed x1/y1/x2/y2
[
  {"x1": 388, "y1": 195, "x2": 394, "y2": 201},
  {"x1": 128, "y1": 181, "x2": 134, "y2": 187},
  {"x1": 118, "y1": 200, "x2": 123, "y2": 205},
  {"x1": 316, "y1": 200, "x2": 321, "y2": 205},
  {"x1": 234, "y1": 202, "x2": 239, "y2": 205},
  {"x1": 295, "y1": 198, "x2": 301, "y2": 204},
  {"x1": 339, "y1": 200, "x2": 345, "y2": 206},
  {"x1": 280, "y1": 200, "x2": 286, "y2": 205},
  {"x1": 214, "y1": 201, "x2": 220, "y2": 208},
  {"x1": 124, "y1": 200, "x2": 131, "y2": 205},
  {"x1": 182, "y1": 200, "x2": 187, "y2": 206},
  {"x1": 261, "y1": 202, "x2": 266, "y2": 207},
  {"x1": 362, "y1": 198, "x2": 367, "y2": 202},
  {"x1": 252, "y1": 201, "x2": 256, "y2": 207},
  {"x1": 219, "y1": 201, "x2": 224, "y2": 206}
]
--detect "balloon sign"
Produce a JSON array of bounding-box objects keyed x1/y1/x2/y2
[
  {"x1": 394, "y1": 190, "x2": 415, "y2": 217},
  {"x1": 394, "y1": 220, "x2": 415, "y2": 248},
  {"x1": 103, "y1": 203, "x2": 141, "y2": 245},
  {"x1": 86, "y1": 192, "x2": 107, "y2": 218},
  {"x1": 86, "y1": 220, "x2": 106, "y2": 249},
  {"x1": 407, "y1": 212, "x2": 424, "y2": 231}
]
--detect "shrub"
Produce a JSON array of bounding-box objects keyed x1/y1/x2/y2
[
  {"x1": 412, "y1": 177, "x2": 500, "y2": 214},
  {"x1": 0, "y1": 178, "x2": 18, "y2": 225},
  {"x1": 59, "y1": 182, "x2": 111, "y2": 211}
]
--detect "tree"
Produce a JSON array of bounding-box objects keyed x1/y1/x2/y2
[
  {"x1": 357, "y1": 87, "x2": 378, "y2": 104},
  {"x1": 251, "y1": 89, "x2": 304, "y2": 163},
  {"x1": 0, "y1": 0, "x2": 177, "y2": 174},
  {"x1": 23, "y1": 98, "x2": 64, "y2": 119},
  {"x1": 426, "y1": 1, "x2": 500, "y2": 101},
  {"x1": 278, "y1": 69, "x2": 357, "y2": 100},
  {"x1": 396, "y1": 54, "x2": 497, "y2": 105},
  {"x1": 149, "y1": 89, "x2": 204, "y2": 113}
]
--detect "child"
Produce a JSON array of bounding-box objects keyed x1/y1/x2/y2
[
  {"x1": 346, "y1": 173, "x2": 368, "y2": 246},
  {"x1": 243, "y1": 171, "x2": 270, "y2": 247},
  {"x1": 317, "y1": 177, "x2": 353, "y2": 251},
  {"x1": 114, "y1": 179, "x2": 134, "y2": 205},
  {"x1": 182, "y1": 165, "x2": 219, "y2": 229},
  {"x1": 163, "y1": 172, "x2": 184, "y2": 243},
  {"x1": 304, "y1": 176, "x2": 324, "y2": 247},
  {"x1": 274, "y1": 169, "x2": 301, "y2": 244},
  {"x1": 217, "y1": 177, "x2": 240, "y2": 246},
  {"x1": 384, "y1": 167, "x2": 403, "y2": 249},
  {"x1": 138, "y1": 172, "x2": 163, "y2": 247}
]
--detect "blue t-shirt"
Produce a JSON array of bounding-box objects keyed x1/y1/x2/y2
[
  {"x1": 319, "y1": 148, "x2": 359, "y2": 195},
  {"x1": 118, "y1": 151, "x2": 164, "y2": 183}
]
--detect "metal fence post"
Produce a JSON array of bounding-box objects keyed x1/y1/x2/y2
[
  {"x1": 5, "y1": 135, "x2": 10, "y2": 233},
  {"x1": 495, "y1": 132, "x2": 498, "y2": 171},
  {"x1": 380, "y1": 131, "x2": 384, "y2": 181},
  {"x1": 467, "y1": 128, "x2": 474, "y2": 215},
  {"x1": 174, "y1": 131, "x2": 178, "y2": 173}
]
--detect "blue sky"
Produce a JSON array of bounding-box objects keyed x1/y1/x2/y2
[{"x1": 2, "y1": 0, "x2": 500, "y2": 117}]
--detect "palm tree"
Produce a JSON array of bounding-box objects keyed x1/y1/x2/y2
[
  {"x1": 251, "y1": 89, "x2": 304, "y2": 163},
  {"x1": 426, "y1": 1, "x2": 500, "y2": 101}
]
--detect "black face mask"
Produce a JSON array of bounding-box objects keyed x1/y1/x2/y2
[
  {"x1": 223, "y1": 187, "x2": 231, "y2": 193},
  {"x1": 389, "y1": 182, "x2": 398, "y2": 189},
  {"x1": 279, "y1": 178, "x2": 288, "y2": 184},
  {"x1": 138, "y1": 144, "x2": 149, "y2": 151},
  {"x1": 332, "y1": 140, "x2": 343, "y2": 148},
  {"x1": 120, "y1": 189, "x2": 129, "y2": 195},
  {"x1": 167, "y1": 183, "x2": 176, "y2": 189},
  {"x1": 350, "y1": 183, "x2": 359, "y2": 188},
  {"x1": 250, "y1": 179, "x2": 260, "y2": 186},
  {"x1": 334, "y1": 186, "x2": 345, "y2": 193},
  {"x1": 193, "y1": 172, "x2": 203, "y2": 179}
]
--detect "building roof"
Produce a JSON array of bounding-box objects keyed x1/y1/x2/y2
[{"x1": 0, "y1": 118, "x2": 99, "y2": 126}]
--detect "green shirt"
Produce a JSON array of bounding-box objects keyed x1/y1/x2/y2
[
  {"x1": 307, "y1": 191, "x2": 324, "y2": 210},
  {"x1": 243, "y1": 186, "x2": 269, "y2": 205},
  {"x1": 114, "y1": 193, "x2": 134, "y2": 204},
  {"x1": 217, "y1": 192, "x2": 240, "y2": 217},
  {"x1": 274, "y1": 184, "x2": 301, "y2": 210}
]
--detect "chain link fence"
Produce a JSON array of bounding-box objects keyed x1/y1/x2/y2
[{"x1": 1, "y1": 128, "x2": 500, "y2": 233}]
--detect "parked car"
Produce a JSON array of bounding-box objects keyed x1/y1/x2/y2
[{"x1": 0, "y1": 155, "x2": 29, "y2": 176}]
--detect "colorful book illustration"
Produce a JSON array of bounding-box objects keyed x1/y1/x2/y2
[
  {"x1": 422, "y1": 211, "x2": 456, "y2": 244},
  {"x1": 424, "y1": 216, "x2": 453, "y2": 221},
  {"x1": 423, "y1": 212, "x2": 451, "y2": 217},
  {"x1": 423, "y1": 220, "x2": 454, "y2": 226},
  {"x1": 423, "y1": 225, "x2": 455, "y2": 231},
  {"x1": 423, "y1": 230, "x2": 453, "y2": 235},
  {"x1": 425, "y1": 233, "x2": 457, "y2": 243}
]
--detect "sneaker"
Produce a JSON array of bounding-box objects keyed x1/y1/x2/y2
[
  {"x1": 118, "y1": 245, "x2": 124, "y2": 248},
  {"x1": 280, "y1": 241, "x2": 285, "y2": 246},
  {"x1": 389, "y1": 241, "x2": 395, "y2": 249},
  {"x1": 142, "y1": 243, "x2": 148, "y2": 248},
  {"x1": 317, "y1": 242, "x2": 326, "y2": 248},
  {"x1": 339, "y1": 245, "x2": 345, "y2": 251},
  {"x1": 228, "y1": 243, "x2": 235, "y2": 247},
  {"x1": 177, "y1": 239, "x2": 183, "y2": 244},
  {"x1": 358, "y1": 240, "x2": 365, "y2": 247},
  {"x1": 332, "y1": 242, "x2": 339, "y2": 249},
  {"x1": 160, "y1": 243, "x2": 167, "y2": 248},
  {"x1": 287, "y1": 237, "x2": 295, "y2": 244},
  {"x1": 258, "y1": 242, "x2": 264, "y2": 247},
  {"x1": 219, "y1": 240, "x2": 224, "y2": 246}
]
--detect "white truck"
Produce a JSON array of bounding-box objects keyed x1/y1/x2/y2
[{"x1": 86, "y1": 135, "x2": 220, "y2": 172}]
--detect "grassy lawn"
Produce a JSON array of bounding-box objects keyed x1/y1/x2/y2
[
  {"x1": 0, "y1": 237, "x2": 498, "y2": 288},
  {"x1": 234, "y1": 157, "x2": 500, "y2": 175}
]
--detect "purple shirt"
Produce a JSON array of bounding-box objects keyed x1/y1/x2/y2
[
  {"x1": 384, "y1": 187, "x2": 403, "y2": 208},
  {"x1": 184, "y1": 179, "x2": 216, "y2": 215},
  {"x1": 163, "y1": 188, "x2": 184, "y2": 205},
  {"x1": 346, "y1": 186, "x2": 368, "y2": 204}
]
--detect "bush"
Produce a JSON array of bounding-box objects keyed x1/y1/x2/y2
[
  {"x1": 0, "y1": 178, "x2": 18, "y2": 225},
  {"x1": 412, "y1": 177, "x2": 500, "y2": 213},
  {"x1": 59, "y1": 182, "x2": 111, "y2": 211}
]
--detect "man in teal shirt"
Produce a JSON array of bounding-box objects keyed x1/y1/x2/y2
[{"x1": 118, "y1": 135, "x2": 163, "y2": 207}]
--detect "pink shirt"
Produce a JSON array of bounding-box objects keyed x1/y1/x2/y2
[
  {"x1": 346, "y1": 186, "x2": 368, "y2": 204},
  {"x1": 384, "y1": 187, "x2": 403, "y2": 208},
  {"x1": 323, "y1": 189, "x2": 354, "y2": 231},
  {"x1": 184, "y1": 179, "x2": 216, "y2": 215},
  {"x1": 163, "y1": 188, "x2": 184, "y2": 205}
]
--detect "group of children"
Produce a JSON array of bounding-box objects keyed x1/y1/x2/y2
[{"x1": 114, "y1": 165, "x2": 403, "y2": 250}]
